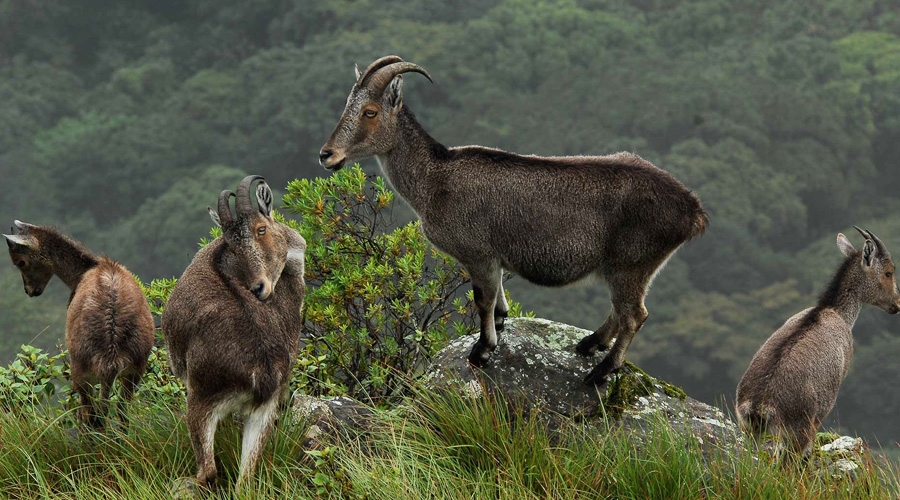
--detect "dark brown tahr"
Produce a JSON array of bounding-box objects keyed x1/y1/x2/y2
[
  {"x1": 319, "y1": 55, "x2": 708, "y2": 385},
  {"x1": 162, "y1": 175, "x2": 307, "y2": 493},
  {"x1": 3, "y1": 221, "x2": 155, "y2": 429},
  {"x1": 736, "y1": 228, "x2": 900, "y2": 458}
]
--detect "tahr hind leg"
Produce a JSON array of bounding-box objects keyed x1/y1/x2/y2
[
  {"x1": 583, "y1": 268, "x2": 652, "y2": 386},
  {"x1": 72, "y1": 375, "x2": 102, "y2": 430},
  {"x1": 575, "y1": 308, "x2": 618, "y2": 356},
  {"x1": 116, "y1": 371, "x2": 142, "y2": 426},
  {"x1": 187, "y1": 395, "x2": 223, "y2": 491}
]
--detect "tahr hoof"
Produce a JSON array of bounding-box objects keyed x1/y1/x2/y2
[
  {"x1": 467, "y1": 341, "x2": 495, "y2": 367},
  {"x1": 583, "y1": 364, "x2": 620, "y2": 387},
  {"x1": 575, "y1": 334, "x2": 606, "y2": 357},
  {"x1": 494, "y1": 315, "x2": 507, "y2": 332}
]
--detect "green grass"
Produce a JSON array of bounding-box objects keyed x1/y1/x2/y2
[{"x1": 1, "y1": 388, "x2": 898, "y2": 499}]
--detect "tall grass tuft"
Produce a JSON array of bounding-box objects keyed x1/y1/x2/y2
[{"x1": 1, "y1": 383, "x2": 899, "y2": 499}]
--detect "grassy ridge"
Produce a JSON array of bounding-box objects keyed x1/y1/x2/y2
[{"x1": 1, "y1": 387, "x2": 898, "y2": 499}]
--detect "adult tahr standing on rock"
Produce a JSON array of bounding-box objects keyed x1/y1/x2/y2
[
  {"x1": 319, "y1": 55, "x2": 708, "y2": 385},
  {"x1": 736, "y1": 228, "x2": 900, "y2": 457},
  {"x1": 162, "y1": 176, "x2": 306, "y2": 493},
  {"x1": 4, "y1": 221, "x2": 155, "y2": 429}
]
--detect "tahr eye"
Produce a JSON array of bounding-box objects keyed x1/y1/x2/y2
[
  {"x1": 364, "y1": 109, "x2": 378, "y2": 119},
  {"x1": 257, "y1": 226, "x2": 266, "y2": 236},
  {"x1": 887, "y1": 271, "x2": 894, "y2": 279},
  {"x1": 16, "y1": 260, "x2": 25, "y2": 268}
]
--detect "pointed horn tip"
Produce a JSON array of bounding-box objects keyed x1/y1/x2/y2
[{"x1": 419, "y1": 68, "x2": 434, "y2": 83}]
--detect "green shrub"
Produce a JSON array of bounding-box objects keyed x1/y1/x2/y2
[
  {"x1": 284, "y1": 165, "x2": 487, "y2": 403},
  {"x1": 0, "y1": 345, "x2": 69, "y2": 413}
]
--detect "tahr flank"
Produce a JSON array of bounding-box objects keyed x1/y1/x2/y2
[
  {"x1": 161, "y1": 175, "x2": 307, "y2": 493},
  {"x1": 320, "y1": 55, "x2": 708, "y2": 385}
]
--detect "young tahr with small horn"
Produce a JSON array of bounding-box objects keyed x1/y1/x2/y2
[{"x1": 736, "y1": 227, "x2": 900, "y2": 457}]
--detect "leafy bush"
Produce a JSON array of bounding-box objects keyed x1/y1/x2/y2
[
  {"x1": 285, "y1": 165, "x2": 488, "y2": 403},
  {"x1": 138, "y1": 277, "x2": 178, "y2": 317},
  {"x1": 0, "y1": 345, "x2": 68, "y2": 413}
]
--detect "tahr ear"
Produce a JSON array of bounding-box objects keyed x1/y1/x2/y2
[
  {"x1": 207, "y1": 207, "x2": 222, "y2": 228},
  {"x1": 256, "y1": 182, "x2": 274, "y2": 218},
  {"x1": 862, "y1": 239, "x2": 876, "y2": 267},
  {"x1": 387, "y1": 75, "x2": 403, "y2": 109},
  {"x1": 354, "y1": 64, "x2": 362, "y2": 81},
  {"x1": 3, "y1": 233, "x2": 36, "y2": 250},
  {"x1": 836, "y1": 233, "x2": 856, "y2": 257}
]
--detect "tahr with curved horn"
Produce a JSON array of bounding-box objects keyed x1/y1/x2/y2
[
  {"x1": 162, "y1": 175, "x2": 307, "y2": 493},
  {"x1": 319, "y1": 56, "x2": 708, "y2": 385}
]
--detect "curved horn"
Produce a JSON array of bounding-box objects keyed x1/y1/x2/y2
[
  {"x1": 236, "y1": 175, "x2": 265, "y2": 214},
  {"x1": 364, "y1": 61, "x2": 433, "y2": 95},
  {"x1": 356, "y1": 55, "x2": 405, "y2": 86},
  {"x1": 218, "y1": 190, "x2": 235, "y2": 226}
]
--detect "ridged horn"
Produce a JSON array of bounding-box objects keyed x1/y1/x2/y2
[
  {"x1": 356, "y1": 55, "x2": 405, "y2": 87},
  {"x1": 364, "y1": 61, "x2": 433, "y2": 95},
  {"x1": 218, "y1": 190, "x2": 235, "y2": 226},
  {"x1": 236, "y1": 175, "x2": 265, "y2": 214}
]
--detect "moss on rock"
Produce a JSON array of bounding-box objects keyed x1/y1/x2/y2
[
  {"x1": 602, "y1": 362, "x2": 655, "y2": 420},
  {"x1": 659, "y1": 380, "x2": 687, "y2": 400}
]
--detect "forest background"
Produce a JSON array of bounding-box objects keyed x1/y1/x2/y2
[{"x1": 1, "y1": 0, "x2": 900, "y2": 445}]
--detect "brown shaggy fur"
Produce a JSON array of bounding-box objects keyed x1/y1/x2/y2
[
  {"x1": 5, "y1": 222, "x2": 154, "y2": 429},
  {"x1": 162, "y1": 176, "x2": 306, "y2": 492}
]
